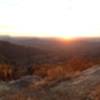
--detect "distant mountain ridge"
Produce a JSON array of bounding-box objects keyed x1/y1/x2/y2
[
  {"x1": 0, "y1": 40, "x2": 49, "y2": 65},
  {"x1": 1, "y1": 36, "x2": 100, "y2": 48},
  {"x1": 0, "y1": 37, "x2": 100, "y2": 65}
]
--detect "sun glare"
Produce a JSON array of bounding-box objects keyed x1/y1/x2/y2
[{"x1": 0, "y1": 0, "x2": 100, "y2": 38}]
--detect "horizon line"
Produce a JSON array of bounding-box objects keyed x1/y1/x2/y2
[{"x1": 0, "y1": 35, "x2": 100, "y2": 40}]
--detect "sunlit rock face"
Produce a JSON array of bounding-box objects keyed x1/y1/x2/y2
[{"x1": 0, "y1": 65, "x2": 100, "y2": 100}]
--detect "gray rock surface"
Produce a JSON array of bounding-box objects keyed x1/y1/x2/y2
[{"x1": 51, "y1": 65, "x2": 100, "y2": 100}]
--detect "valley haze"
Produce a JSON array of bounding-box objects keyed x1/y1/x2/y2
[{"x1": 0, "y1": 36, "x2": 100, "y2": 100}]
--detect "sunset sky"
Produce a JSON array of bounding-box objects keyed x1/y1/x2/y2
[{"x1": 0, "y1": 0, "x2": 100, "y2": 38}]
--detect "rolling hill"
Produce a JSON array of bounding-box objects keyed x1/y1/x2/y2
[{"x1": 0, "y1": 37, "x2": 100, "y2": 99}]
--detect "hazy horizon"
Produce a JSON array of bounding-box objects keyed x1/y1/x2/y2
[{"x1": 0, "y1": 32, "x2": 100, "y2": 39}]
